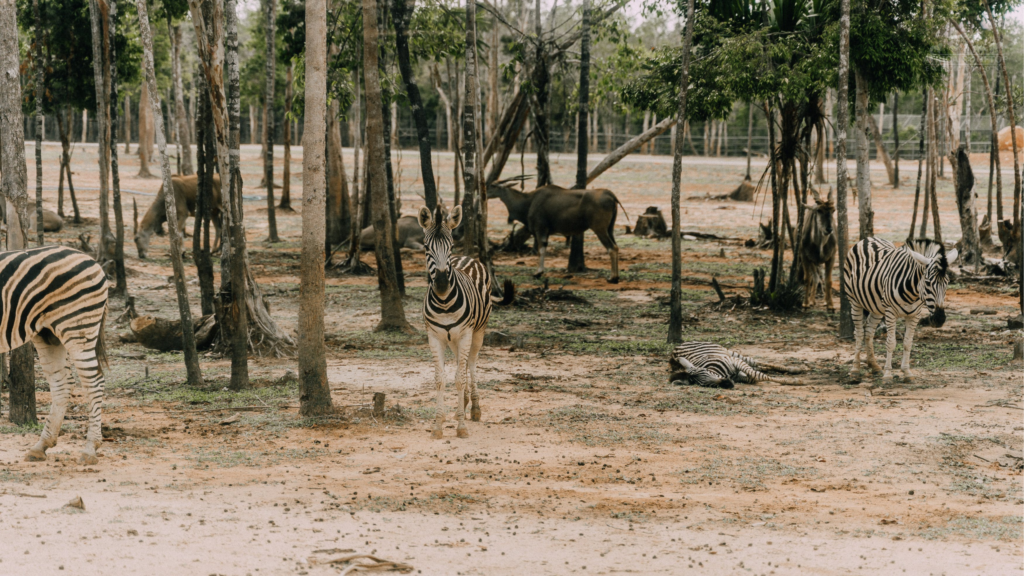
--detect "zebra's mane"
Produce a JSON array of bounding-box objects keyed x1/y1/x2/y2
[{"x1": 903, "y1": 238, "x2": 948, "y2": 272}]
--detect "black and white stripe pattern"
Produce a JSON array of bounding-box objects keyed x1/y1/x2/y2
[
  {"x1": 4, "y1": 247, "x2": 109, "y2": 465},
  {"x1": 842, "y1": 237, "x2": 956, "y2": 381},
  {"x1": 670, "y1": 342, "x2": 774, "y2": 389},
  {"x1": 418, "y1": 204, "x2": 513, "y2": 439}
]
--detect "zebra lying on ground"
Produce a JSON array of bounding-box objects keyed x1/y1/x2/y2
[
  {"x1": 419, "y1": 204, "x2": 514, "y2": 439},
  {"x1": 669, "y1": 342, "x2": 800, "y2": 388},
  {"x1": 3, "y1": 247, "x2": 109, "y2": 465},
  {"x1": 843, "y1": 237, "x2": 957, "y2": 381}
]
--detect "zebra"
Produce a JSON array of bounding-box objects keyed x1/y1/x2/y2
[
  {"x1": 1, "y1": 246, "x2": 109, "y2": 465},
  {"x1": 418, "y1": 204, "x2": 514, "y2": 439},
  {"x1": 843, "y1": 237, "x2": 957, "y2": 381},
  {"x1": 669, "y1": 342, "x2": 788, "y2": 388}
]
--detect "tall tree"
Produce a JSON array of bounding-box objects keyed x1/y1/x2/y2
[
  {"x1": 299, "y1": 0, "x2": 332, "y2": 415},
  {"x1": 984, "y1": 3, "x2": 1020, "y2": 228},
  {"x1": 567, "y1": 0, "x2": 591, "y2": 274},
  {"x1": 137, "y1": 79, "x2": 155, "y2": 177},
  {"x1": 363, "y1": 0, "x2": 411, "y2": 332},
  {"x1": 32, "y1": 0, "x2": 44, "y2": 245},
  {"x1": 279, "y1": 61, "x2": 293, "y2": 211},
  {"x1": 263, "y1": 0, "x2": 279, "y2": 242},
  {"x1": 136, "y1": 0, "x2": 203, "y2": 387},
  {"x1": 87, "y1": 0, "x2": 112, "y2": 261},
  {"x1": 193, "y1": 68, "x2": 217, "y2": 316},
  {"x1": 854, "y1": 69, "x2": 873, "y2": 239},
  {"x1": 459, "y1": 0, "x2": 486, "y2": 260},
  {"x1": 667, "y1": 0, "x2": 696, "y2": 344},
  {"x1": 0, "y1": 0, "x2": 37, "y2": 424},
  {"x1": 108, "y1": 0, "x2": 128, "y2": 297},
  {"x1": 171, "y1": 24, "x2": 194, "y2": 175},
  {"x1": 391, "y1": 0, "x2": 436, "y2": 210},
  {"x1": 836, "y1": 0, "x2": 853, "y2": 339}
]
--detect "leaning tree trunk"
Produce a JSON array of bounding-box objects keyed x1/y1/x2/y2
[
  {"x1": 279, "y1": 61, "x2": 293, "y2": 210},
  {"x1": 88, "y1": 0, "x2": 112, "y2": 261},
  {"x1": 667, "y1": 0, "x2": 695, "y2": 344},
  {"x1": 32, "y1": 0, "x2": 44, "y2": 245},
  {"x1": 954, "y1": 145, "x2": 981, "y2": 271},
  {"x1": 136, "y1": 0, "x2": 203, "y2": 387},
  {"x1": 108, "y1": 0, "x2": 128, "y2": 297},
  {"x1": 58, "y1": 108, "x2": 81, "y2": 222},
  {"x1": 865, "y1": 108, "x2": 895, "y2": 186},
  {"x1": 854, "y1": 69, "x2": 873, "y2": 239},
  {"x1": 363, "y1": 0, "x2": 411, "y2": 332},
  {"x1": 0, "y1": 0, "x2": 37, "y2": 424},
  {"x1": 568, "y1": 0, "x2": 591, "y2": 274},
  {"x1": 299, "y1": 0, "x2": 332, "y2": 416},
  {"x1": 836, "y1": 0, "x2": 853, "y2": 339},
  {"x1": 171, "y1": 24, "x2": 193, "y2": 175},
  {"x1": 263, "y1": 0, "x2": 279, "y2": 242},
  {"x1": 392, "y1": 0, "x2": 436, "y2": 209},
  {"x1": 586, "y1": 117, "x2": 675, "y2": 185}
]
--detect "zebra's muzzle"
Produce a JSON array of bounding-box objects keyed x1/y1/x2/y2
[
  {"x1": 919, "y1": 308, "x2": 946, "y2": 328},
  {"x1": 432, "y1": 270, "x2": 450, "y2": 293}
]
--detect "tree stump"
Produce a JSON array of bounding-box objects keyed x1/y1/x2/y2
[
  {"x1": 633, "y1": 207, "x2": 668, "y2": 238},
  {"x1": 372, "y1": 392, "x2": 386, "y2": 418}
]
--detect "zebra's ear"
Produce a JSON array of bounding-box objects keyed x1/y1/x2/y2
[
  {"x1": 908, "y1": 249, "x2": 932, "y2": 266},
  {"x1": 944, "y1": 248, "x2": 958, "y2": 265},
  {"x1": 418, "y1": 206, "x2": 433, "y2": 230},
  {"x1": 447, "y1": 205, "x2": 463, "y2": 230}
]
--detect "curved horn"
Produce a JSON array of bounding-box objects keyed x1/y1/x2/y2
[
  {"x1": 826, "y1": 186, "x2": 834, "y2": 204},
  {"x1": 810, "y1": 187, "x2": 824, "y2": 203}
]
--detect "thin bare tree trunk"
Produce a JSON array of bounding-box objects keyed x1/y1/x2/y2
[
  {"x1": 123, "y1": 94, "x2": 131, "y2": 153},
  {"x1": 747, "y1": 103, "x2": 755, "y2": 180},
  {"x1": 263, "y1": 0, "x2": 279, "y2": 242},
  {"x1": 392, "y1": 0, "x2": 436, "y2": 208},
  {"x1": 89, "y1": 0, "x2": 112, "y2": 262},
  {"x1": 865, "y1": 106, "x2": 895, "y2": 185},
  {"x1": 460, "y1": 0, "x2": 485, "y2": 259},
  {"x1": 299, "y1": 0, "x2": 332, "y2": 415},
  {"x1": 280, "y1": 61, "x2": 293, "y2": 210},
  {"x1": 836, "y1": 0, "x2": 853, "y2": 338},
  {"x1": 363, "y1": 0, "x2": 410, "y2": 332},
  {"x1": 986, "y1": 3, "x2": 1020, "y2": 227},
  {"x1": 138, "y1": 79, "x2": 154, "y2": 177},
  {"x1": 855, "y1": 69, "x2": 873, "y2": 238},
  {"x1": 909, "y1": 94, "x2": 927, "y2": 240},
  {"x1": 586, "y1": 117, "x2": 675, "y2": 185},
  {"x1": 32, "y1": 0, "x2": 44, "y2": 245},
  {"x1": 893, "y1": 92, "x2": 899, "y2": 187},
  {"x1": 668, "y1": 0, "x2": 695, "y2": 344},
  {"x1": 250, "y1": 103, "x2": 258, "y2": 144},
  {"x1": 172, "y1": 24, "x2": 193, "y2": 174},
  {"x1": 194, "y1": 70, "x2": 216, "y2": 316},
  {"x1": 488, "y1": 10, "x2": 499, "y2": 143},
  {"x1": 82, "y1": 108, "x2": 88, "y2": 143},
  {"x1": 109, "y1": 0, "x2": 128, "y2": 297}
]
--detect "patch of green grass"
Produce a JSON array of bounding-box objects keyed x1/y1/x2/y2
[{"x1": 918, "y1": 515, "x2": 1023, "y2": 541}]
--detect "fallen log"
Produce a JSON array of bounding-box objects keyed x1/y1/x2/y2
[{"x1": 130, "y1": 314, "x2": 217, "y2": 351}]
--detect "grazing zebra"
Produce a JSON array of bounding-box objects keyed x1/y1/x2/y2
[
  {"x1": 0, "y1": 246, "x2": 109, "y2": 465},
  {"x1": 843, "y1": 237, "x2": 957, "y2": 381},
  {"x1": 418, "y1": 204, "x2": 514, "y2": 439},
  {"x1": 669, "y1": 342, "x2": 787, "y2": 388}
]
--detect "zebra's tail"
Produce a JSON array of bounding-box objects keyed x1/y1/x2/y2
[
  {"x1": 96, "y1": 306, "x2": 109, "y2": 370},
  {"x1": 491, "y1": 279, "x2": 516, "y2": 306}
]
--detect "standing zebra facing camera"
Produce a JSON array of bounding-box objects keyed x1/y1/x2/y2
[
  {"x1": 418, "y1": 204, "x2": 515, "y2": 439},
  {"x1": 843, "y1": 237, "x2": 957, "y2": 381},
  {"x1": 0, "y1": 246, "x2": 110, "y2": 465}
]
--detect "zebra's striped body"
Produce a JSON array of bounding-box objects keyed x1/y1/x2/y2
[
  {"x1": 670, "y1": 342, "x2": 774, "y2": 389},
  {"x1": 0, "y1": 246, "x2": 109, "y2": 465},
  {"x1": 843, "y1": 237, "x2": 956, "y2": 381},
  {"x1": 419, "y1": 205, "x2": 513, "y2": 439}
]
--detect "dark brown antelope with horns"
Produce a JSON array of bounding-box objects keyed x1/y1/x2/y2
[
  {"x1": 799, "y1": 186, "x2": 837, "y2": 310},
  {"x1": 526, "y1": 185, "x2": 624, "y2": 283}
]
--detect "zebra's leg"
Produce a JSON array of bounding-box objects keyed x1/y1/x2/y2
[
  {"x1": 882, "y1": 309, "x2": 898, "y2": 381},
  {"x1": 67, "y1": 340, "x2": 106, "y2": 465},
  {"x1": 428, "y1": 334, "x2": 446, "y2": 439},
  {"x1": 863, "y1": 313, "x2": 883, "y2": 373},
  {"x1": 851, "y1": 303, "x2": 864, "y2": 379},
  {"x1": 25, "y1": 338, "x2": 73, "y2": 462},
  {"x1": 900, "y1": 315, "x2": 918, "y2": 381},
  {"x1": 467, "y1": 328, "x2": 485, "y2": 422},
  {"x1": 454, "y1": 331, "x2": 474, "y2": 438}
]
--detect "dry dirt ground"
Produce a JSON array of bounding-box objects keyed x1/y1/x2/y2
[{"x1": 0, "y1": 142, "x2": 1021, "y2": 575}]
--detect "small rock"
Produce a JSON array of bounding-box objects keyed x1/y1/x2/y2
[
  {"x1": 119, "y1": 331, "x2": 138, "y2": 344},
  {"x1": 219, "y1": 414, "x2": 240, "y2": 426},
  {"x1": 63, "y1": 496, "x2": 85, "y2": 511},
  {"x1": 127, "y1": 529, "x2": 138, "y2": 536},
  {"x1": 1008, "y1": 315, "x2": 1023, "y2": 330}
]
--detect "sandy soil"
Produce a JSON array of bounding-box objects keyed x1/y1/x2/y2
[{"x1": 0, "y1": 142, "x2": 1021, "y2": 575}]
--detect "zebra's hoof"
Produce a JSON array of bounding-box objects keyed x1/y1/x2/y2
[
  {"x1": 882, "y1": 372, "x2": 893, "y2": 381},
  {"x1": 608, "y1": 276, "x2": 619, "y2": 285},
  {"x1": 470, "y1": 407, "x2": 481, "y2": 422},
  {"x1": 533, "y1": 271, "x2": 544, "y2": 279},
  {"x1": 456, "y1": 426, "x2": 469, "y2": 439},
  {"x1": 79, "y1": 452, "x2": 99, "y2": 466},
  {"x1": 24, "y1": 449, "x2": 46, "y2": 462},
  {"x1": 430, "y1": 429, "x2": 443, "y2": 440}
]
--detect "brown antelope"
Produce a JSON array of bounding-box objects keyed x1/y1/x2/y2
[
  {"x1": 134, "y1": 174, "x2": 221, "y2": 259},
  {"x1": 799, "y1": 187, "x2": 837, "y2": 310}
]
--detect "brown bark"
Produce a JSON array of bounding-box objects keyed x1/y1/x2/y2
[
  {"x1": 280, "y1": 62, "x2": 293, "y2": 210},
  {"x1": 263, "y1": 0, "x2": 278, "y2": 242},
  {"x1": 954, "y1": 146, "x2": 981, "y2": 270},
  {"x1": 854, "y1": 69, "x2": 873, "y2": 239},
  {"x1": 836, "y1": 0, "x2": 853, "y2": 338},
  {"x1": 88, "y1": 0, "x2": 112, "y2": 264},
  {"x1": 299, "y1": 0, "x2": 332, "y2": 415},
  {"x1": 668, "y1": 0, "x2": 695, "y2": 344},
  {"x1": 985, "y1": 3, "x2": 1020, "y2": 227},
  {"x1": 108, "y1": 0, "x2": 127, "y2": 297},
  {"x1": 138, "y1": 79, "x2": 154, "y2": 177},
  {"x1": 326, "y1": 98, "x2": 350, "y2": 251},
  {"x1": 123, "y1": 94, "x2": 131, "y2": 153},
  {"x1": 363, "y1": 0, "x2": 411, "y2": 332},
  {"x1": 172, "y1": 25, "x2": 193, "y2": 175}
]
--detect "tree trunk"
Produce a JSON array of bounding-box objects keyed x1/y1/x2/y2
[
  {"x1": 82, "y1": 108, "x2": 89, "y2": 143},
  {"x1": 88, "y1": 0, "x2": 112, "y2": 263},
  {"x1": 250, "y1": 103, "x2": 258, "y2": 145},
  {"x1": 909, "y1": 94, "x2": 927, "y2": 240},
  {"x1": 568, "y1": 0, "x2": 591, "y2": 274},
  {"x1": 325, "y1": 98, "x2": 351, "y2": 252},
  {"x1": 363, "y1": 0, "x2": 411, "y2": 332},
  {"x1": 345, "y1": 66, "x2": 362, "y2": 262},
  {"x1": 432, "y1": 63, "x2": 454, "y2": 153},
  {"x1": 460, "y1": 0, "x2": 485, "y2": 260},
  {"x1": 263, "y1": 0, "x2": 279, "y2": 242},
  {"x1": 123, "y1": 94, "x2": 131, "y2": 153},
  {"x1": 927, "y1": 86, "x2": 943, "y2": 243},
  {"x1": 136, "y1": 0, "x2": 203, "y2": 387},
  {"x1": 59, "y1": 110, "x2": 81, "y2": 223},
  {"x1": 854, "y1": 69, "x2": 873, "y2": 239},
  {"x1": 747, "y1": 102, "x2": 755, "y2": 180},
  {"x1": 299, "y1": 0, "x2": 332, "y2": 416},
  {"x1": 488, "y1": 12, "x2": 499, "y2": 144},
  {"x1": 280, "y1": 61, "x2": 293, "y2": 211},
  {"x1": 138, "y1": 79, "x2": 154, "y2": 177},
  {"x1": 668, "y1": 0, "x2": 695, "y2": 344},
  {"x1": 892, "y1": 92, "x2": 899, "y2": 187},
  {"x1": 986, "y1": 4, "x2": 1020, "y2": 227},
  {"x1": 531, "y1": 0, "x2": 551, "y2": 186},
  {"x1": 33, "y1": 0, "x2": 44, "y2": 245},
  {"x1": 392, "y1": 0, "x2": 437, "y2": 209},
  {"x1": 964, "y1": 63, "x2": 971, "y2": 153},
  {"x1": 194, "y1": 70, "x2": 216, "y2": 316},
  {"x1": 0, "y1": 0, "x2": 36, "y2": 424},
  {"x1": 109, "y1": 0, "x2": 128, "y2": 297},
  {"x1": 836, "y1": 0, "x2": 853, "y2": 339},
  {"x1": 586, "y1": 117, "x2": 675, "y2": 185},
  {"x1": 57, "y1": 114, "x2": 66, "y2": 219},
  {"x1": 954, "y1": 145, "x2": 981, "y2": 270},
  {"x1": 865, "y1": 105, "x2": 895, "y2": 186},
  {"x1": 172, "y1": 25, "x2": 193, "y2": 175}
]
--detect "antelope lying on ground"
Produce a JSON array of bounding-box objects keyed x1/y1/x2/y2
[
  {"x1": 134, "y1": 174, "x2": 221, "y2": 259},
  {"x1": 799, "y1": 187, "x2": 837, "y2": 310}
]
